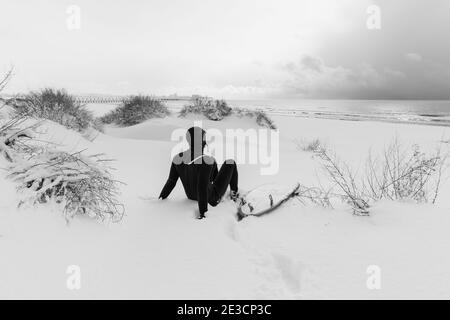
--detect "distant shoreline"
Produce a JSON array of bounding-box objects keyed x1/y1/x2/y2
[
  {"x1": 164, "y1": 101, "x2": 450, "y2": 128},
  {"x1": 262, "y1": 109, "x2": 450, "y2": 127}
]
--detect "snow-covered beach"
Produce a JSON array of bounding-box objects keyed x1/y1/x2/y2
[
  {"x1": 2, "y1": 0, "x2": 450, "y2": 306},
  {"x1": 1, "y1": 106, "x2": 450, "y2": 299}
]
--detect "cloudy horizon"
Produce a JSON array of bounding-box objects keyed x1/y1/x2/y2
[{"x1": 1, "y1": 0, "x2": 449, "y2": 99}]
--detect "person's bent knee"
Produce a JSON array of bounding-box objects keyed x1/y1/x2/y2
[{"x1": 224, "y1": 159, "x2": 236, "y2": 166}]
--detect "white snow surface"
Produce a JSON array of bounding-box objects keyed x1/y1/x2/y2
[{"x1": 1, "y1": 114, "x2": 450, "y2": 299}]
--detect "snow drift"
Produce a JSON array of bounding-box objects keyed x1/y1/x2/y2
[{"x1": 1, "y1": 109, "x2": 450, "y2": 299}]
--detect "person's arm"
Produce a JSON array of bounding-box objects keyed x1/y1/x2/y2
[
  {"x1": 197, "y1": 162, "x2": 213, "y2": 217},
  {"x1": 159, "y1": 162, "x2": 179, "y2": 199}
]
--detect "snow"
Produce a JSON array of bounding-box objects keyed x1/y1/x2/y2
[{"x1": 1, "y1": 113, "x2": 450, "y2": 299}]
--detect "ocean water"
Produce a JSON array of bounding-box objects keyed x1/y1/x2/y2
[
  {"x1": 225, "y1": 99, "x2": 450, "y2": 126},
  {"x1": 166, "y1": 99, "x2": 450, "y2": 126}
]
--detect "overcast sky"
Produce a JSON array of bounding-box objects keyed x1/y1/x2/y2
[{"x1": 1, "y1": 0, "x2": 449, "y2": 99}]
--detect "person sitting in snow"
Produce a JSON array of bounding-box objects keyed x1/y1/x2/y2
[{"x1": 159, "y1": 126, "x2": 239, "y2": 219}]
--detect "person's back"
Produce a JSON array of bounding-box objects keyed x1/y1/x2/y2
[
  {"x1": 159, "y1": 127, "x2": 239, "y2": 219},
  {"x1": 159, "y1": 151, "x2": 218, "y2": 201}
]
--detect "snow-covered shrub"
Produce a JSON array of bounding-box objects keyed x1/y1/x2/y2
[
  {"x1": 0, "y1": 67, "x2": 12, "y2": 93},
  {"x1": 295, "y1": 184, "x2": 332, "y2": 208},
  {"x1": 1, "y1": 78, "x2": 124, "y2": 222},
  {"x1": 0, "y1": 117, "x2": 124, "y2": 222},
  {"x1": 9, "y1": 88, "x2": 96, "y2": 133},
  {"x1": 0, "y1": 111, "x2": 36, "y2": 162},
  {"x1": 92, "y1": 118, "x2": 105, "y2": 133},
  {"x1": 179, "y1": 98, "x2": 232, "y2": 121},
  {"x1": 314, "y1": 139, "x2": 446, "y2": 215},
  {"x1": 8, "y1": 150, "x2": 124, "y2": 222},
  {"x1": 0, "y1": 69, "x2": 38, "y2": 162},
  {"x1": 254, "y1": 110, "x2": 277, "y2": 130},
  {"x1": 315, "y1": 148, "x2": 370, "y2": 215},
  {"x1": 100, "y1": 95, "x2": 170, "y2": 126},
  {"x1": 233, "y1": 108, "x2": 277, "y2": 130},
  {"x1": 295, "y1": 138, "x2": 324, "y2": 153},
  {"x1": 364, "y1": 139, "x2": 445, "y2": 204},
  {"x1": 180, "y1": 98, "x2": 277, "y2": 129}
]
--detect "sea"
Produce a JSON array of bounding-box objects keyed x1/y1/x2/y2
[{"x1": 166, "y1": 99, "x2": 450, "y2": 126}]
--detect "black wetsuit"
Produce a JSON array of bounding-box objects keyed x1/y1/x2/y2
[{"x1": 159, "y1": 151, "x2": 238, "y2": 217}]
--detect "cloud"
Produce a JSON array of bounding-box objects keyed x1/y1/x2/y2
[
  {"x1": 282, "y1": 55, "x2": 395, "y2": 98},
  {"x1": 405, "y1": 53, "x2": 423, "y2": 62},
  {"x1": 280, "y1": 54, "x2": 450, "y2": 99},
  {"x1": 297, "y1": 56, "x2": 324, "y2": 73},
  {"x1": 2, "y1": 0, "x2": 450, "y2": 99}
]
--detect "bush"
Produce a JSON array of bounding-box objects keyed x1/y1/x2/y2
[
  {"x1": 0, "y1": 69, "x2": 37, "y2": 162},
  {"x1": 364, "y1": 139, "x2": 445, "y2": 203},
  {"x1": 233, "y1": 108, "x2": 277, "y2": 129},
  {"x1": 0, "y1": 67, "x2": 12, "y2": 93},
  {"x1": 294, "y1": 138, "x2": 324, "y2": 153},
  {"x1": 254, "y1": 110, "x2": 277, "y2": 130},
  {"x1": 180, "y1": 98, "x2": 277, "y2": 129},
  {"x1": 0, "y1": 114, "x2": 124, "y2": 222},
  {"x1": 179, "y1": 98, "x2": 232, "y2": 121},
  {"x1": 100, "y1": 95, "x2": 170, "y2": 126},
  {"x1": 10, "y1": 88, "x2": 96, "y2": 133},
  {"x1": 316, "y1": 148, "x2": 370, "y2": 215},
  {"x1": 314, "y1": 139, "x2": 446, "y2": 215},
  {"x1": 8, "y1": 150, "x2": 125, "y2": 222},
  {"x1": 0, "y1": 111, "x2": 35, "y2": 163},
  {"x1": 0, "y1": 77, "x2": 124, "y2": 222}
]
